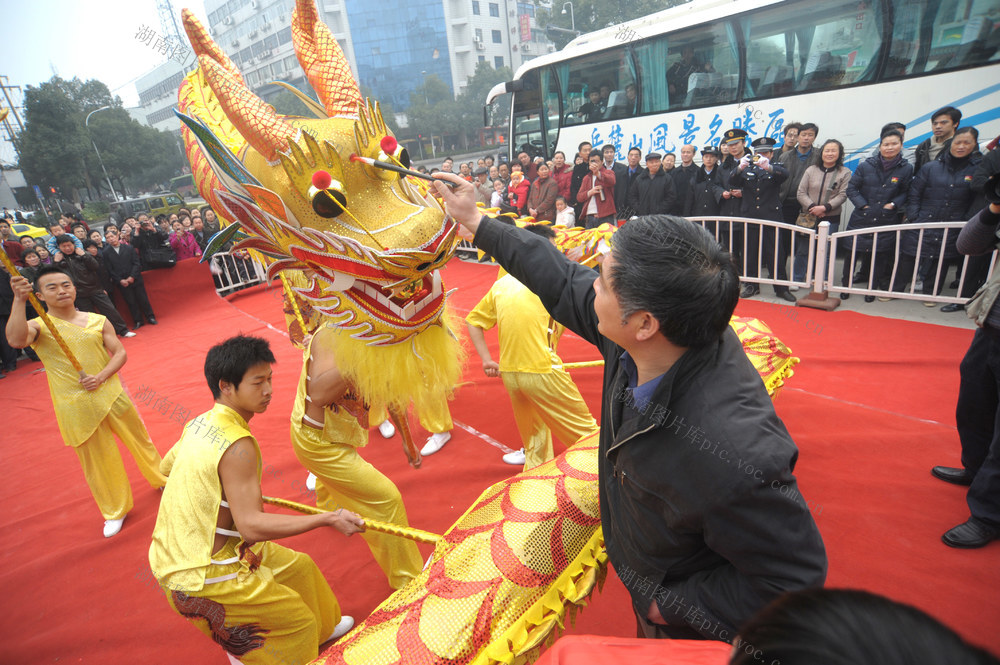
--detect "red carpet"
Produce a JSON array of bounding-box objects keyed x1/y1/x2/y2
[{"x1": 1, "y1": 257, "x2": 998, "y2": 663}]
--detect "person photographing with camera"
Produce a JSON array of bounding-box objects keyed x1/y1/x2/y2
[
  {"x1": 933, "y1": 170, "x2": 1000, "y2": 548},
  {"x1": 576, "y1": 152, "x2": 617, "y2": 229}
]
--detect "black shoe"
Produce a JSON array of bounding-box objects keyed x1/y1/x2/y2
[
  {"x1": 840, "y1": 292, "x2": 851, "y2": 300},
  {"x1": 777, "y1": 290, "x2": 796, "y2": 303},
  {"x1": 942, "y1": 517, "x2": 1000, "y2": 548},
  {"x1": 740, "y1": 284, "x2": 759, "y2": 298},
  {"x1": 147, "y1": 317, "x2": 158, "y2": 325},
  {"x1": 864, "y1": 295, "x2": 875, "y2": 303},
  {"x1": 133, "y1": 321, "x2": 143, "y2": 330},
  {"x1": 949, "y1": 279, "x2": 959, "y2": 289},
  {"x1": 940, "y1": 303, "x2": 964, "y2": 313},
  {"x1": 932, "y1": 466, "x2": 974, "y2": 486}
]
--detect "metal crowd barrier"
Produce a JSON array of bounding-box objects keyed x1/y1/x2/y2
[{"x1": 212, "y1": 250, "x2": 270, "y2": 297}]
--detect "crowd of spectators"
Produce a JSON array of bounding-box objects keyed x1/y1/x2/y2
[{"x1": 428, "y1": 104, "x2": 996, "y2": 312}]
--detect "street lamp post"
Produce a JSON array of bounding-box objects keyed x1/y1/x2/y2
[
  {"x1": 85, "y1": 106, "x2": 119, "y2": 202},
  {"x1": 561, "y1": 2, "x2": 575, "y2": 32}
]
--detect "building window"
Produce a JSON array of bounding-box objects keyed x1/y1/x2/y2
[
  {"x1": 494, "y1": 56, "x2": 504, "y2": 68},
  {"x1": 489, "y1": 2, "x2": 499, "y2": 17},
  {"x1": 472, "y1": 0, "x2": 480, "y2": 15},
  {"x1": 478, "y1": 55, "x2": 486, "y2": 62},
  {"x1": 492, "y1": 29, "x2": 502, "y2": 43},
  {"x1": 475, "y1": 28, "x2": 483, "y2": 42}
]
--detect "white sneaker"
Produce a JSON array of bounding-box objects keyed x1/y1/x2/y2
[
  {"x1": 420, "y1": 431, "x2": 451, "y2": 456},
  {"x1": 305, "y1": 472, "x2": 317, "y2": 491},
  {"x1": 378, "y1": 420, "x2": 395, "y2": 439},
  {"x1": 103, "y1": 517, "x2": 125, "y2": 538},
  {"x1": 123, "y1": 331, "x2": 137, "y2": 338},
  {"x1": 789, "y1": 286, "x2": 799, "y2": 292},
  {"x1": 330, "y1": 615, "x2": 355, "y2": 640},
  {"x1": 502, "y1": 448, "x2": 526, "y2": 466}
]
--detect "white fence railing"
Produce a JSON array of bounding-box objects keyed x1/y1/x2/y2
[
  {"x1": 211, "y1": 251, "x2": 270, "y2": 296},
  {"x1": 686, "y1": 216, "x2": 998, "y2": 306}
]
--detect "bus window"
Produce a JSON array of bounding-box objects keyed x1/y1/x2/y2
[
  {"x1": 541, "y1": 67, "x2": 561, "y2": 156},
  {"x1": 512, "y1": 70, "x2": 545, "y2": 158},
  {"x1": 635, "y1": 22, "x2": 738, "y2": 113},
  {"x1": 886, "y1": 0, "x2": 1000, "y2": 78},
  {"x1": 743, "y1": 0, "x2": 883, "y2": 99},
  {"x1": 557, "y1": 48, "x2": 636, "y2": 126}
]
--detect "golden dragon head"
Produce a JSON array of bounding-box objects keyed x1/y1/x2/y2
[{"x1": 177, "y1": 0, "x2": 458, "y2": 345}]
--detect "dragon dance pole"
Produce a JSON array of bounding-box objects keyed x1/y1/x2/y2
[
  {"x1": 279, "y1": 273, "x2": 309, "y2": 336},
  {"x1": 263, "y1": 496, "x2": 442, "y2": 544},
  {"x1": 0, "y1": 250, "x2": 86, "y2": 378},
  {"x1": 561, "y1": 360, "x2": 604, "y2": 369}
]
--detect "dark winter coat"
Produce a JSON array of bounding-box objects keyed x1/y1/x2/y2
[
  {"x1": 844, "y1": 155, "x2": 914, "y2": 252},
  {"x1": 627, "y1": 169, "x2": 676, "y2": 216},
  {"x1": 685, "y1": 166, "x2": 727, "y2": 217},
  {"x1": 729, "y1": 161, "x2": 789, "y2": 222},
  {"x1": 472, "y1": 217, "x2": 828, "y2": 639},
  {"x1": 901, "y1": 151, "x2": 981, "y2": 258}
]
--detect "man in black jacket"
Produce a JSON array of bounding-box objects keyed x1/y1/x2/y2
[
  {"x1": 570, "y1": 141, "x2": 593, "y2": 223},
  {"x1": 103, "y1": 226, "x2": 157, "y2": 329},
  {"x1": 627, "y1": 153, "x2": 676, "y2": 216},
  {"x1": 53, "y1": 235, "x2": 133, "y2": 337},
  {"x1": 432, "y1": 173, "x2": 827, "y2": 641}
]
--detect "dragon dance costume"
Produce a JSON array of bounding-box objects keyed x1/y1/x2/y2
[
  {"x1": 32, "y1": 313, "x2": 164, "y2": 520},
  {"x1": 290, "y1": 330, "x2": 423, "y2": 590},
  {"x1": 150, "y1": 403, "x2": 343, "y2": 664}
]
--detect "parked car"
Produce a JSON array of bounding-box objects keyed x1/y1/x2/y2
[
  {"x1": 9, "y1": 222, "x2": 49, "y2": 240},
  {"x1": 110, "y1": 193, "x2": 186, "y2": 223}
]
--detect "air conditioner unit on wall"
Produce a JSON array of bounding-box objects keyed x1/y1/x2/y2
[
  {"x1": 225, "y1": 16, "x2": 233, "y2": 25},
  {"x1": 476, "y1": 41, "x2": 485, "y2": 50}
]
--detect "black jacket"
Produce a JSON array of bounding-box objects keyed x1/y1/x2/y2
[
  {"x1": 607, "y1": 161, "x2": 629, "y2": 213},
  {"x1": 914, "y1": 136, "x2": 954, "y2": 172},
  {"x1": 670, "y1": 164, "x2": 698, "y2": 215},
  {"x1": 685, "y1": 166, "x2": 727, "y2": 217},
  {"x1": 103, "y1": 243, "x2": 143, "y2": 283},
  {"x1": 902, "y1": 151, "x2": 981, "y2": 258},
  {"x1": 627, "y1": 169, "x2": 676, "y2": 216},
  {"x1": 473, "y1": 218, "x2": 827, "y2": 638},
  {"x1": 844, "y1": 155, "x2": 913, "y2": 252},
  {"x1": 56, "y1": 251, "x2": 102, "y2": 297},
  {"x1": 729, "y1": 161, "x2": 789, "y2": 222}
]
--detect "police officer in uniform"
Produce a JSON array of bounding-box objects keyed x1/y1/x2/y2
[
  {"x1": 686, "y1": 145, "x2": 727, "y2": 217},
  {"x1": 728, "y1": 136, "x2": 794, "y2": 301},
  {"x1": 719, "y1": 129, "x2": 751, "y2": 265}
]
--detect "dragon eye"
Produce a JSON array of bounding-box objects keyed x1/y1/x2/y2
[
  {"x1": 397, "y1": 147, "x2": 411, "y2": 169},
  {"x1": 311, "y1": 187, "x2": 348, "y2": 218}
]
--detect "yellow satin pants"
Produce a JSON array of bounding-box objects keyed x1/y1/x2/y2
[
  {"x1": 291, "y1": 423, "x2": 423, "y2": 589},
  {"x1": 500, "y1": 370, "x2": 598, "y2": 471},
  {"x1": 369, "y1": 394, "x2": 453, "y2": 434},
  {"x1": 74, "y1": 392, "x2": 166, "y2": 520},
  {"x1": 164, "y1": 539, "x2": 340, "y2": 665}
]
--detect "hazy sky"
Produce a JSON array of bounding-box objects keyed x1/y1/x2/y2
[{"x1": 1, "y1": 0, "x2": 208, "y2": 163}]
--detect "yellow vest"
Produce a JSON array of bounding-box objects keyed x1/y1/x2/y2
[
  {"x1": 148, "y1": 403, "x2": 261, "y2": 592},
  {"x1": 465, "y1": 274, "x2": 564, "y2": 374},
  {"x1": 290, "y1": 334, "x2": 367, "y2": 447},
  {"x1": 31, "y1": 313, "x2": 123, "y2": 447}
]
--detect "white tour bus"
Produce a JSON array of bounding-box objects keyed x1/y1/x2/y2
[{"x1": 486, "y1": 0, "x2": 1000, "y2": 170}]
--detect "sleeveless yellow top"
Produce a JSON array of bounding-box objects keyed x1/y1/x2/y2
[
  {"x1": 31, "y1": 313, "x2": 123, "y2": 447},
  {"x1": 148, "y1": 403, "x2": 261, "y2": 592},
  {"x1": 290, "y1": 334, "x2": 367, "y2": 448}
]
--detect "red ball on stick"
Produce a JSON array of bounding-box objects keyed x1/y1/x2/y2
[
  {"x1": 312, "y1": 170, "x2": 333, "y2": 190},
  {"x1": 380, "y1": 136, "x2": 398, "y2": 154}
]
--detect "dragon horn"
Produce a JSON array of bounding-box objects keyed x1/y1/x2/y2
[
  {"x1": 198, "y1": 55, "x2": 298, "y2": 162},
  {"x1": 291, "y1": 0, "x2": 362, "y2": 118},
  {"x1": 181, "y1": 8, "x2": 243, "y2": 82}
]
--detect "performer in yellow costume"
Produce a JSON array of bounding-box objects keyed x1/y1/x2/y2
[
  {"x1": 150, "y1": 335, "x2": 364, "y2": 665},
  {"x1": 5, "y1": 266, "x2": 165, "y2": 538},
  {"x1": 291, "y1": 325, "x2": 423, "y2": 590},
  {"x1": 466, "y1": 226, "x2": 599, "y2": 470}
]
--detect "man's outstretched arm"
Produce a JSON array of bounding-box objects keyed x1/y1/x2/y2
[{"x1": 433, "y1": 173, "x2": 604, "y2": 347}]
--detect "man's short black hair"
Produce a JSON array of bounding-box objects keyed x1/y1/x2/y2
[
  {"x1": 82, "y1": 240, "x2": 96, "y2": 250},
  {"x1": 204, "y1": 335, "x2": 276, "y2": 400},
  {"x1": 22, "y1": 249, "x2": 38, "y2": 260},
  {"x1": 523, "y1": 223, "x2": 556, "y2": 239},
  {"x1": 628, "y1": 146, "x2": 642, "y2": 156},
  {"x1": 799, "y1": 122, "x2": 819, "y2": 135},
  {"x1": 55, "y1": 234, "x2": 75, "y2": 246},
  {"x1": 880, "y1": 129, "x2": 904, "y2": 144},
  {"x1": 578, "y1": 141, "x2": 591, "y2": 150},
  {"x1": 609, "y1": 216, "x2": 739, "y2": 348},
  {"x1": 33, "y1": 264, "x2": 73, "y2": 291},
  {"x1": 783, "y1": 122, "x2": 803, "y2": 136},
  {"x1": 881, "y1": 122, "x2": 906, "y2": 136},
  {"x1": 931, "y1": 106, "x2": 962, "y2": 124}
]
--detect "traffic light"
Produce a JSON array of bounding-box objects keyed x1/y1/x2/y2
[{"x1": 49, "y1": 187, "x2": 56, "y2": 194}]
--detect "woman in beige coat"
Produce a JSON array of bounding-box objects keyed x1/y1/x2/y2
[{"x1": 794, "y1": 139, "x2": 851, "y2": 283}]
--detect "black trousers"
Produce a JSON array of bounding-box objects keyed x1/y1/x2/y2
[
  {"x1": 0, "y1": 314, "x2": 18, "y2": 371},
  {"x1": 956, "y1": 326, "x2": 1000, "y2": 526},
  {"x1": 841, "y1": 250, "x2": 892, "y2": 290},
  {"x1": 75, "y1": 291, "x2": 129, "y2": 335},
  {"x1": 891, "y1": 254, "x2": 961, "y2": 295},
  {"x1": 744, "y1": 219, "x2": 790, "y2": 294},
  {"x1": 116, "y1": 277, "x2": 155, "y2": 325}
]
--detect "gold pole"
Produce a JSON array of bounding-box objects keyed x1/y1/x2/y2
[
  {"x1": 560, "y1": 360, "x2": 604, "y2": 369},
  {"x1": 262, "y1": 495, "x2": 442, "y2": 544},
  {"x1": 0, "y1": 251, "x2": 86, "y2": 378}
]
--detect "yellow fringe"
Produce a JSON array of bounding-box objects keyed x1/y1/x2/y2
[
  {"x1": 322, "y1": 303, "x2": 468, "y2": 415},
  {"x1": 471, "y1": 528, "x2": 608, "y2": 665}
]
